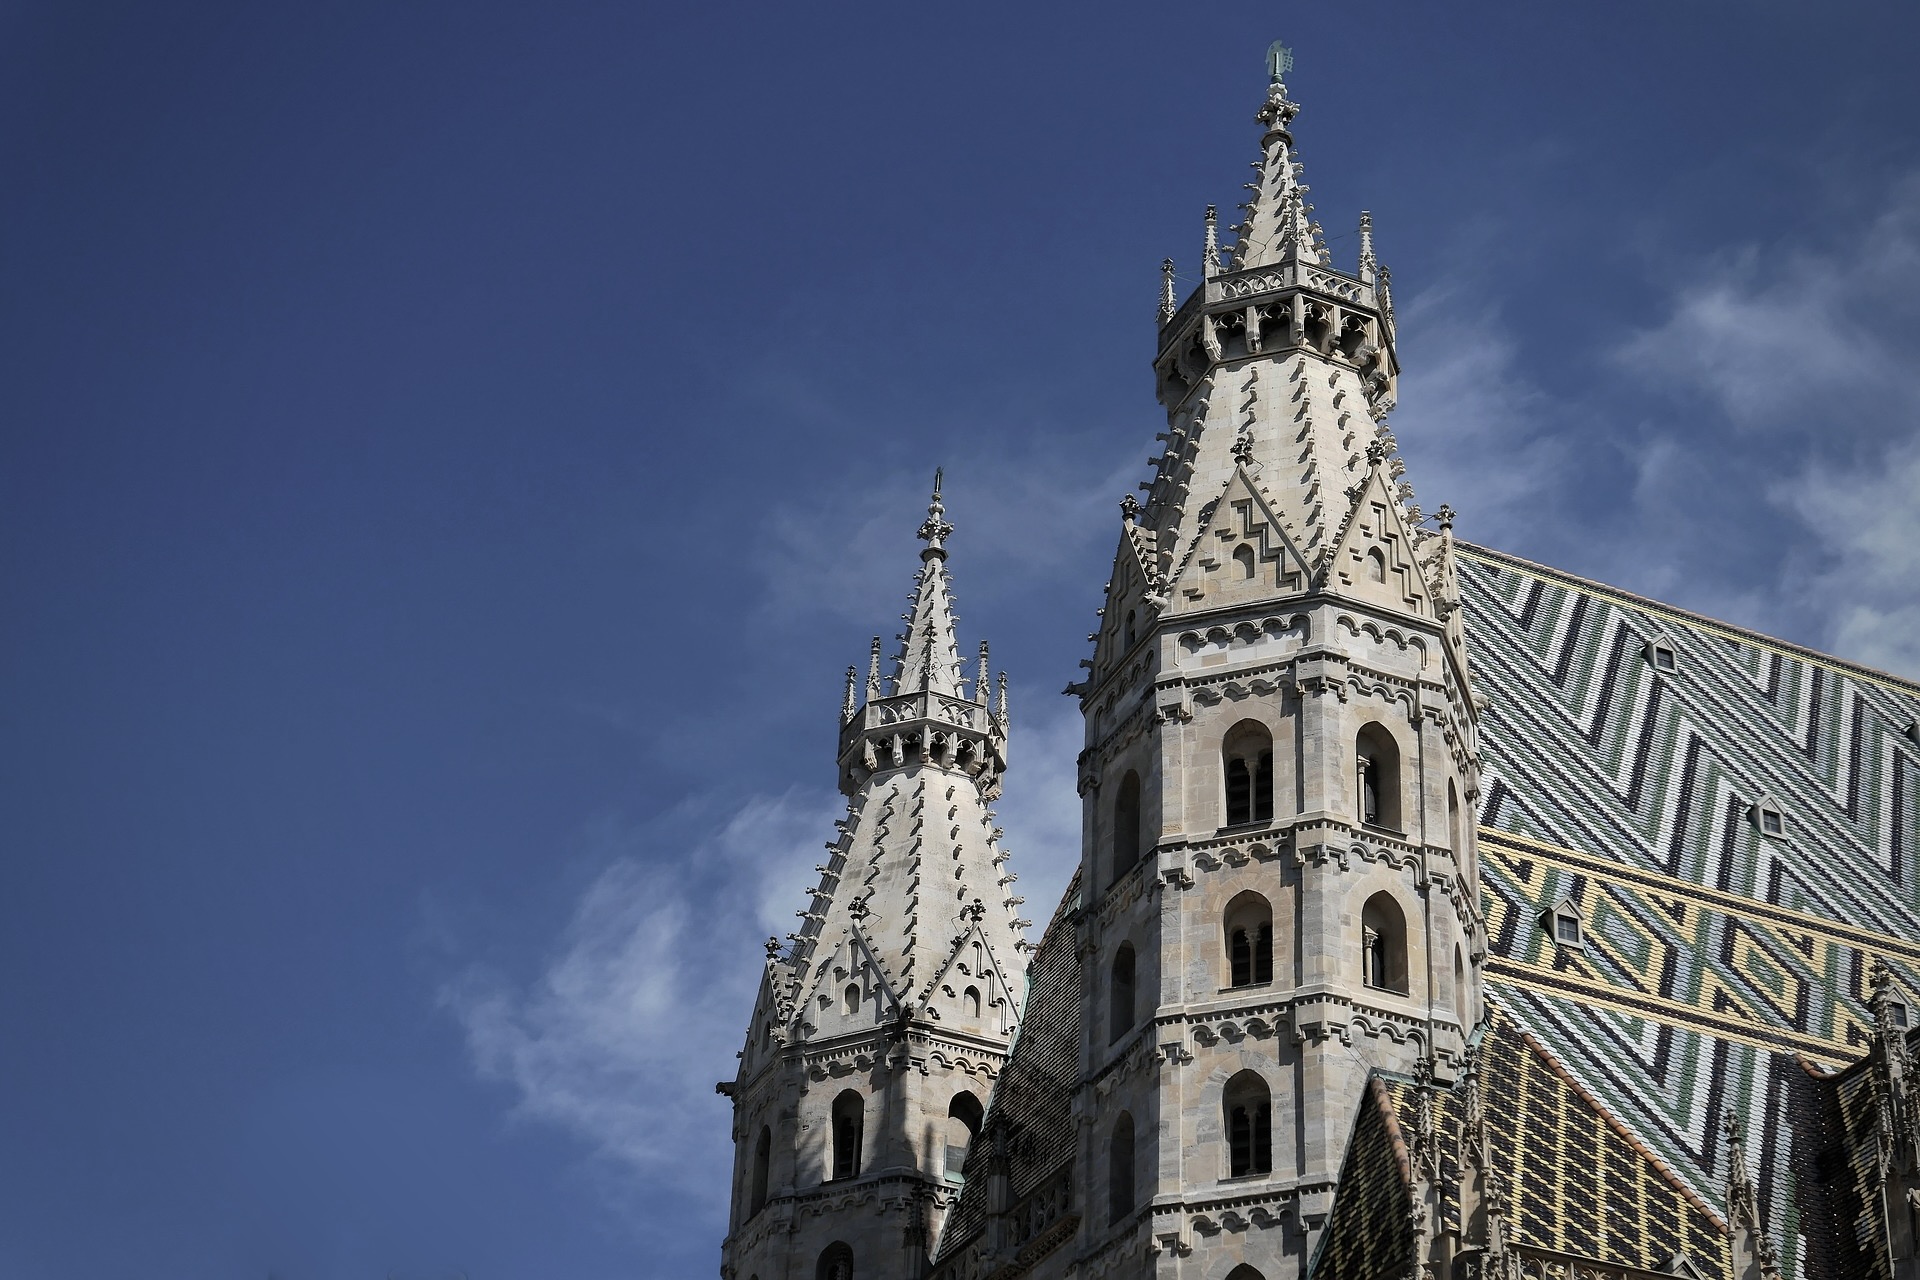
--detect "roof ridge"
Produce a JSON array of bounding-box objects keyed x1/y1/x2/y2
[{"x1": 1459, "y1": 541, "x2": 1920, "y2": 698}]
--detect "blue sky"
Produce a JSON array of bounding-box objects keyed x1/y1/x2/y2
[{"x1": 6, "y1": 2, "x2": 1920, "y2": 1276}]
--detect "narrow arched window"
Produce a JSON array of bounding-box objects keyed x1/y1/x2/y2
[
  {"x1": 1360, "y1": 891, "x2": 1409, "y2": 995},
  {"x1": 1224, "y1": 1071, "x2": 1273, "y2": 1177},
  {"x1": 831, "y1": 1090, "x2": 864, "y2": 1180},
  {"x1": 1222, "y1": 720, "x2": 1275, "y2": 826},
  {"x1": 1112, "y1": 770, "x2": 1142, "y2": 884},
  {"x1": 1454, "y1": 946, "x2": 1466, "y2": 1015},
  {"x1": 1125, "y1": 609, "x2": 1138, "y2": 647},
  {"x1": 1234, "y1": 544, "x2": 1257, "y2": 580},
  {"x1": 1226, "y1": 1268, "x2": 1268, "y2": 1280},
  {"x1": 1366, "y1": 547, "x2": 1387, "y2": 582},
  {"x1": 946, "y1": 1092, "x2": 983, "y2": 1180},
  {"x1": 751, "y1": 1125, "x2": 771, "y2": 1215},
  {"x1": 1224, "y1": 890, "x2": 1273, "y2": 988},
  {"x1": 1109, "y1": 1112, "x2": 1136, "y2": 1223},
  {"x1": 1109, "y1": 944, "x2": 1136, "y2": 1044},
  {"x1": 843, "y1": 983, "x2": 861, "y2": 1016},
  {"x1": 1448, "y1": 779, "x2": 1462, "y2": 852},
  {"x1": 963, "y1": 985, "x2": 981, "y2": 1018},
  {"x1": 1355, "y1": 723, "x2": 1401, "y2": 830},
  {"x1": 816, "y1": 1242, "x2": 854, "y2": 1280}
]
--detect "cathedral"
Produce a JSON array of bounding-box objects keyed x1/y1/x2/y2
[{"x1": 715, "y1": 46, "x2": 1920, "y2": 1280}]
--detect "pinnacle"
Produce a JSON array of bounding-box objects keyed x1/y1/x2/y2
[{"x1": 893, "y1": 476, "x2": 970, "y2": 698}]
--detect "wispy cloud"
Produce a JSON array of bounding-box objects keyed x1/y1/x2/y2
[
  {"x1": 440, "y1": 789, "x2": 839, "y2": 1212},
  {"x1": 1612, "y1": 170, "x2": 1920, "y2": 676},
  {"x1": 1391, "y1": 284, "x2": 1578, "y2": 550}
]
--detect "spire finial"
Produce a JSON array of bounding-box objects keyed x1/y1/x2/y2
[
  {"x1": 917, "y1": 472, "x2": 954, "y2": 560},
  {"x1": 1159, "y1": 258, "x2": 1177, "y2": 325},
  {"x1": 1357, "y1": 210, "x2": 1377, "y2": 284},
  {"x1": 843, "y1": 665, "x2": 859, "y2": 718},
  {"x1": 1203, "y1": 205, "x2": 1220, "y2": 279},
  {"x1": 867, "y1": 636, "x2": 884, "y2": 699}
]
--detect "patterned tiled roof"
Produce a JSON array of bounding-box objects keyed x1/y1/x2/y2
[
  {"x1": 1311, "y1": 1077, "x2": 1416, "y2": 1280},
  {"x1": 1459, "y1": 543, "x2": 1920, "y2": 1278},
  {"x1": 934, "y1": 868, "x2": 1083, "y2": 1263},
  {"x1": 1312, "y1": 1008, "x2": 1729, "y2": 1279}
]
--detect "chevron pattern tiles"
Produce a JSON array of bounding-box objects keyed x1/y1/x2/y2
[{"x1": 1459, "y1": 544, "x2": 1920, "y2": 1278}]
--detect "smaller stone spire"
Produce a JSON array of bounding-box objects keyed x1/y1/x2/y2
[
  {"x1": 1357, "y1": 210, "x2": 1377, "y2": 284},
  {"x1": 1159, "y1": 257, "x2": 1177, "y2": 325},
  {"x1": 976, "y1": 640, "x2": 991, "y2": 706},
  {"x1": 1203, "y1": 205, "x2": 1220, "y2": 279}
]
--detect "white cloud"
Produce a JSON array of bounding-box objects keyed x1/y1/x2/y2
[
  {"x1": 440, "y1": 789, "x2": 839, "y2": 1208},
  {"x1": 1610, "y1": 171, "x2": 1920, "y2": 674},
  {"x1": 1775, "y1": 435, "x2": 1920, "y2": 679},
  {"x1": 1616, "y1": 174, "x2": 1920, "y2": 432},
  {"x1": 1390, "y1": 285, "x2": 1577, "y2": 551},
  {"x1": 991, "y1": 697, "x2": 1085, "y2": 932}
]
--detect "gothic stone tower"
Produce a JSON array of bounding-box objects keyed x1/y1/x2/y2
[
  {"x1": 719, "y1": 484, "x2": 1031, "y2": 1280},
  {"x1": 1067, "y1": 53, "x2": 1486, "y2": 1278}
]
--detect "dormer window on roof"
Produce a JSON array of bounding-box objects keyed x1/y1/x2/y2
[
  {"x1": 1646, "y1": 633, "x2": 1678, "y2": 673},
  {"x1": 1753, "y1": 797, "x2": 1787, "y2": 839},
  {"x1": 1544, "y1": 896, "x2": 1585, "y2": 948}
]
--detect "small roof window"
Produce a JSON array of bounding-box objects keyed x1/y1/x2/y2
[
  {"x1": 1645, "y1": 632, "x2": 1679, "y2": 673},
  {"x1": 1544, "y1": 895, "x2": 1585, "y2": 949},
  {"x1": 1752, "y1": 796, "x2": 1787, "y2": 839}
]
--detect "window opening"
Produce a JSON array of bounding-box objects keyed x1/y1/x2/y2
[
  {"x1": 1224, "y1": 1072, "x2": 1273, "y2": 1177},
  {"x1": 830, "y1": 1092, "x2": 864, "y2": 1181},
  {"x1": 1109, "y1": 944, "x2": 1136, "y2": 1044},
  {"x1": 945, "y1": 1093, "x2": 982, "y2": 1180},
  {"x1": 1112, "y1": 771, "x2": 1142, "y2": 884},
  {"x1": 1225, "y1": 891, "x2": 1274, "y2": 988},
  {"x1": 1109, "y1": 1113, "x2": 1136, "y2": 1223},
  {"x1": 1222, "y1": 722, "x2": 1275, "y2": 826}
]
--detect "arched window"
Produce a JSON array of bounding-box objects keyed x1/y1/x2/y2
[
  {"x1": 843, "y1": 983, "x2": 860, "y2": 1016},
  {"x1": 1222, "y1": 721, "x2": 1275, "y2": 827},
  {"x1": 1124, "y1": 609, "x2": 1138, "y2": 648},
  {"x1": 1448, "y1": 779, "x2": 1462, "y2": 852},
  {"x1": 1454, "y1": 946, "x2": 1466, "y2": 1015},
  {"x1": 1108, "y1": 1112, "x2": 1136, "y2": 1223},
  {"x1": 1112, "y1": 770, "x2": 1142, "y2": 884},
  {"x1": 1109, "y1": 944, "x2": 1136, "y2": 1044},
  {"x1": 750, "y1": 1125, "x2": 771, "y2": 1215},
  {"x1": 1224, "y1": 1071, "x2": 1273, "y2": 1177},
  {"x1": 831, "y1": 1090, "x2": 864, "y2": 1180},
  {"x1": 816, "y1": 1242, "x2": 854, "y2": 1280},
  {"x1": 946, "y1": 1092, "x2": 983, "y2": 1180},
  {"x1": 1234, "y1": 544, "x2": 1257, "y2": 580},
  {"x1": 1224, "y1": 891, "x2": 1273, "y2": 988},
  {"x1": 1355, "y1": 723, "x2": 1401, "y2": 830},
  {"x1": 1361, "y1": 891, "x2": 1409, "y2": 995},
  {"x1": 1226, "y1": 1268, "x2": 1267, "y2": 1280},
  {"x1": 963, "y1": 985, "x2": 981, "y2": 1018},
  {"x1": 1366, "y1": 547, "x2": 1387, "y2": 582}
]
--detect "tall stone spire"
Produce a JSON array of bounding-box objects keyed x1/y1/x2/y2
[
  {"x1": 894, "y1": 473, "x2": 968, "y2": 698},
  {"x1": 1063, "y1": 41, "x2": 1482, "y2": 1279},
  {"x1": 721, "y1": 486, "x2": 1025, "y2": 1280},
  {"x1": 1145, "y1": 44, "x2": 1405, "y2": 587}
]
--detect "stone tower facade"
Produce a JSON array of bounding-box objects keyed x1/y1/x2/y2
[
  {"x1": 1065, "y1": 59, "x2": 1485, "y2": 1277},
  {"x1": 719, "y1": 483, "x2": 1031, "y2": 1280}
]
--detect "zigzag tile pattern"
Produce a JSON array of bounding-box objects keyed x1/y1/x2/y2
[{"x1": 1458, "y1": 545, "x2": 1920, "y2": 1279}]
